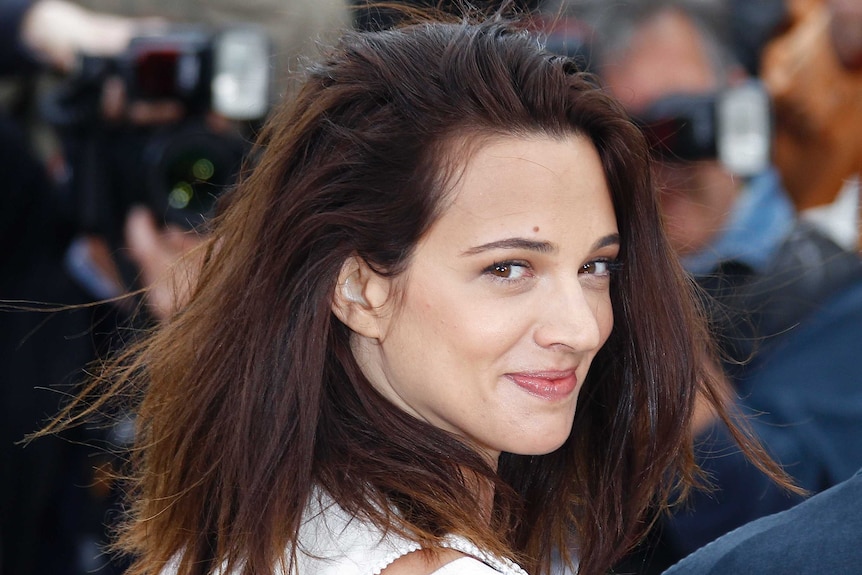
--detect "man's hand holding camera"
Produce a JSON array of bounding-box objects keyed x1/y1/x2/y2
[{"x1": 20, "y1": 0, "x2": 218, "y2": 319}]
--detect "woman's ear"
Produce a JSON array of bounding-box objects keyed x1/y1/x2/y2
[{"x1": 331, "y1": 256, "x2": 392, "y2": 339}]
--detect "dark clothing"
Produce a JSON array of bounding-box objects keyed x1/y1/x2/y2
[
  {"x1": 663, "y1": 467, "x2": 862, "y2": 575},
  {"x1": 0, "y1": 111, "x2": 107, "y2": 575},
  {"x1": 615, "y1": 222, "x2": 862, "y2": 575},
  {"x1": 0, "y1": 102, "x2": 119, "y2": 575},
  {"x1": 700, "y1": 221, "x2": 862, "y2": 375},
  {"x1": 2, "y1": 4, "x2": 127, "y2": 572},
  {"x1": 664, "y1": 272, "x2": 862, "y2": 556}
]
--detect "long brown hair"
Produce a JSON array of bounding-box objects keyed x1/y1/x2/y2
[{"x1": 49, "y1": 14, "x2": 787, "y2": 575}]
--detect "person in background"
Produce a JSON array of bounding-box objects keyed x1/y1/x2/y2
[
  {"x1": 761, "y1": 0, "x2": 862, "y2": 251},
  {"x1": 1, "y1": 3, "x2": 164, "y2": 573},
  {"x1": 40, "y1": 11, "x2": 790, "y2": 575},
  {"x1": 1, "y1": 1, "x2": 345, "y2": 573},
  {"x1": 34, "y1": 0, "x2": 350, "y2": 97},
  {"x1": 569, "y1": 1, "x2": 862, "y2": 572},
  {"x1": 663, "y1": 3, "x2": 862, "y2": 571},
  {"x1": 3, "y1": 4, "x2": 120, "y2": 575}
]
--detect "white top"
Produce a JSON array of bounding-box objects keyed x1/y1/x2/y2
[
  {"x1": 160, "y1": 490, "x2": 531, "y2": 575},
  {"x1": 293, "y1": 490, "x2": 530, "y2": 575}
]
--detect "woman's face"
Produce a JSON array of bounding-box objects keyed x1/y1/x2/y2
[{"x1": 353, "y1": 134, "x2": 619, "y2": 464}]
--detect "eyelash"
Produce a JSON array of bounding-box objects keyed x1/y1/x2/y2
[
  {"x1": 483, "y1": 258, "x2": 623, "y2": 283},
  {"x1": 581, "y1": 258, "x2": 624, "y2": 277},
  {"x1": 484, "y1": 260, "x2": 533, "y2": 282}
]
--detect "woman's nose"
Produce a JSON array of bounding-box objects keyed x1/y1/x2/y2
[{"x1": 532, "y1": 278, "x2": 608, "y2": 353}]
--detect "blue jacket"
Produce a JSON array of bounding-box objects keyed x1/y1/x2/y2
[
  {"x1": 663, "y1": 467, "x2": 862, "y2": 574},
  {"x1": 660, "y1": 274, "x2": 862, "y2": 558}
]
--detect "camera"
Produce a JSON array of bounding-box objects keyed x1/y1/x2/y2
[
  {"x1": 634, "y1": 81, "x2": 772, "y2": 176},
  {"x1": 43, "y1": 24, "x2": 272, "y2": 244}
]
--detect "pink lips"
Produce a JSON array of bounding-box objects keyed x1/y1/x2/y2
[{"x1": 505, "y1": 370, "x2": 578, "y2": 401}]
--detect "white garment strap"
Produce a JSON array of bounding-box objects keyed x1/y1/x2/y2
[{"x1": 438, "y1": 535, "x2": 530, "y2": 575}]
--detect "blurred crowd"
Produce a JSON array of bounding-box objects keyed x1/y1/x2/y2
[
  {"x1": 555, "y1": 1, "x2": 862, "y2": 573},
  {"x1": 2, "y1": 0, "x2": 861, "y2": 574}
]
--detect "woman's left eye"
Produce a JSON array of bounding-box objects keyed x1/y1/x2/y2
[
  {"x1": 580, "y1": 259, "x2": 619, "y2": 276},
  {"x1": 484, "y1": 261, "x2": 531, "y2": 281}
]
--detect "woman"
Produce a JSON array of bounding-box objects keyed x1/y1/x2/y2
[{"x1": 54, "y1": 14, "x2": 783, "y2": 575}]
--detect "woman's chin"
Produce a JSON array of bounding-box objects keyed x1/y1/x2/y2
[{"x1": 506, "y1": 431, "x2": 572, "y2": 457}]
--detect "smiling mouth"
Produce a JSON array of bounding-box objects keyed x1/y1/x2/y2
[{"x1": 505, "y1": 370, "x2": 578, "y2": 401}]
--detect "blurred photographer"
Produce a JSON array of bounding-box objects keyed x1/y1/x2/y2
[
  {"x1": 1, "y1": 1, "x2": 276, "y2": 573},
  {"x1": 2, "y1": 0, "x2": 224, "y2": 314},
  {"x1": 1, "y1": 4, "x2": 130, "y2": 573},
  {"x1": 44, "y1": 20, "x2": 274, "y2": 318},
  {"x1": 565, "y1": 1, "x2": 862, "y2": 573}
]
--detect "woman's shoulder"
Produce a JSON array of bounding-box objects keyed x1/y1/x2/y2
[
  {"x1": 296, "y1": 490, "x2": 421, "y2": 574},
  {"x1": 296, "y1": 491, "x2": 529, "y2": 575}
]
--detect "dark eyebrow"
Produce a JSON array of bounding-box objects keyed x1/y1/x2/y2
[
  {"x1": 461, "y1": 233, "x2": 621, "y2": 257},
  {"x1": 593, "y1": 233, "x2": 621, "y2": 251},
  {"x1": 460, "y1": 238, "x2": 556, "y2": 256}
]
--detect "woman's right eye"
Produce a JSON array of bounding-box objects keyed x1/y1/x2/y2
[{"x1": 484, "y1": 261, "x2": 531, "y2": 281}]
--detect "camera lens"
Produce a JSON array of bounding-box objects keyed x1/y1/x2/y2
[{"x1": 145, "y1": 122, "x2": 247, "y2": 229}]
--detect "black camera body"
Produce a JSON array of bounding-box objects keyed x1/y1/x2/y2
[
  {"x1": 635, "y1": 81, "x2": 772, "y2": 177},
  {"x1": 44, "y1": 25, "x2": 272, "y2": 244}
]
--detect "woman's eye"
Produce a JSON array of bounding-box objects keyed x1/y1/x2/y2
[
  {"x1": 485, "y1": 261, "x2": 530, "y2": 281},
  {"x1": 580, "y1": 259, "x2": 620, "y2": 276}
]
